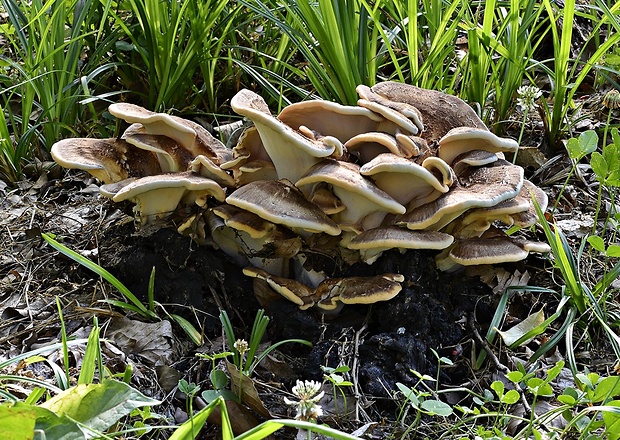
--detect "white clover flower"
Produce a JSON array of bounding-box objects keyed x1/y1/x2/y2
[
  {"x1": 603, "y1": 89, "x2": 620, "y2": 110},
  {"x1": 516, "y1": 85, "x2": 542, "y2": 111},
  {"x1": 284, "y1": 380, "x2": 325, "y2": 422},
  {"x1": 233, "y1": 339, "x2": 249, "y2": 356}
]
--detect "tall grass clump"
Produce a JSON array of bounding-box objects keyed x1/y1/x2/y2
[
  {"x1": 111, "y1": 0, "x2": 241, "y2": 113},
  {"x1": 538, "y1": 0, "x2": 620, "y2": 149},
  {"x1": 224, "y1": 6, "x2": 308, "y2": 110},
  {"x1": 0, "y1": 0, "x2": 119, "y2": 183},
  {"x1": 242, "y1": 0, "x2": 381, "y2": 104},
  {"x1": 368, "y1": 0, "x2": 466, "y2": 93},
  {"x1": 458, "y1": 0, "x2": 549, "y2": 133}
]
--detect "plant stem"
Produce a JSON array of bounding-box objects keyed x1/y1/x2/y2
[
  {"x1": 514, "y1": 107, "x2": 530, "y2": 164},
  {"x1": 603, "y1": 108, "x2": 613, "y2": 149}
]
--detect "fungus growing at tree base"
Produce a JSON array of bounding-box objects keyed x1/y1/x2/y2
[{"x1": 50, "y1": 82, "x2": 551, "y2": 311}]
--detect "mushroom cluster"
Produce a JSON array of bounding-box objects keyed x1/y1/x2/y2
[{"x1": 51, "y1": 82, "x2": 550, "y2": 310}]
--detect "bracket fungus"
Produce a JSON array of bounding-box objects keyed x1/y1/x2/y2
[
  {"x1": 347, "y1": 227, "x2": 454, "y2": 264},
  {"x1": 397, "y1": 160, "x2": 525, "y2": 231},
  {"x1": 50, "y1": 138, "x2": 162, "y2": 184},
  {"x1": 278, "y1": 100, "x2": 385, "y2": 144},
  {"x1": 360, "y1": 153, "x2": 452, "y2": 207},
  {"x1": 231, "y1": 89, "x2": 341, "y2": 183},
  {"x1": 50, "y1": 81, "x2": 552, "y2": 312},
  {"x1": 296, "y1": 160, "x2": 406, "y2": 232},
  {"x1": 448, "y1": 234, "x2": 552, "y2": 266},
  {"x1": 438, "y1": 127, "x2": 519, "y2": 166},
  {"x1": 226, "y1": 179, "x2": 341, "y2": 237},
  {"x1": 368, "y1": 81, "x2": 488, "y2": 142},
  {"x1": 100, "y1": 171, "x2": 225, "y2": 224}
]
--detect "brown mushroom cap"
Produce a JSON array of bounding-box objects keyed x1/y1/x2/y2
[
  {"x1": 355, "y1": 85, "x2": 423, "y2": 136},
  {"x1": 510, "y1": 180, "x2": 549, "y2": 228},
  {"x1": 356, "y1": 85, "x2": 424, "y2": 133},
  {"x1": 397, "y1": 160, "x2": 524, "y2": 231},
  {"x1": 220, "y1": 126, "x2": 273, "y2": 170},
  {"x1": 109, "y1": 103, "x2": 196, "y2": 148},
  {"x1": 448, "y1": 235, "x2": 551, "y2": 266},
  {"x1": 369, "y1": 81, "x2": 487, "y2": 143},
  {"x1": 296, "y1": 159, "x2": 406, "y2": 231},
  {"x1": 109, "y1": 103, "x2": 232, "y2": 165},
  {"x1": 124, "y1": 133, "x2": 194, "y2": 173},
  {"x1": 50, "y1": 138, "x2": 162, "y2": 184},
  {"x1": 209, "y1": 205, "x2": 302, "y2": 276},
  {"x1": 242, "y1": 266, "x2": 317, "y2": 309},
  {"x1": 234, "y1": 160, "x2": 279, "y2": 186},
  {"x1": 454, "y1": 179, "x2": 543, "y2": 235},
  {"x1": 212, "y1": 204, "x2": 277, "y2": 239},
  {"x1": 308, "y1": 184, "x2": 345, "y2": 215},
  {"x1": 278, "y1": 100, "x2": 384, "y2": 144},
  {"x1": 438, "y1": 127, "x2": 519, "y2": 166},
  {"x1": 348, "y1": 226, "x2": 454, "y2": 263},
  {"x1": 226, "y1": 179, "x2": 341, "y2": 236},
  {"x1": 315, "y1": 273, "x2": 405, "y2": 310},
  {"x1": 101, "y1": 171, "x2": 225, "y2": 224},
  {"x1": 360, "y1": 153, "x2": 450, "y2": 206},
  {"x1": 189, "y1": 155, "x2": 235, "y2": 188},
  {"x1": 231, "y1": 89, "x2": 341, "y2": 182},
  {"x1": 344, "y1": 132, "x2": 418, "y2": 163},
  {"x1": 451, "y1": 149, "x2": 500, "y2": 176}
]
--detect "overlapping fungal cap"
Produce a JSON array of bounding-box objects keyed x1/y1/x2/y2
[
  {"x1": 296, "y1": 160, "x2": 406, "y2": 232},
  {"x1": 347, "y1": 227, "x2": 454, "y2": 264},
  {"x1": 230, "y1": 89, "x2": 341, "y2": 182},
  {"x1": 360, "y1": 153, "x2": 452, "y2": 207},
  {"x1": 368, "y1": 81, "x2": 488, "y2": 142},
  {"x1": 449, "y1": 235, "x2": 551, "y2": 266},
  {"x1": 226, "y1": 179, "x2": 341, "y2": 236},
  {"x1": 208, "y1": 205, "x2": 302, "y2": 276},
  {"x1": 397, "y1": 159, "x2": 525, "y2": 231},
  {"x1": 50, "y1": 81, "x2": 552, "y2": 312},
  {"x1": 50, "y1": 138, "x2": 162, "y2": 184},
  {"x1": 243, "y1": 267, "x2": 405, "y2": 311},
  {"x1": 100, "y1": 171, "x2": 225, "y2": 224},
  {"x1": 109, "y1": 103, "x2": 233, "y2": 165},
  {"x1": 438, "y1": 127, "x2": 519, "y2": 166}
]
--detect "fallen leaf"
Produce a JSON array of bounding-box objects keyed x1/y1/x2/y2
[
  {"x1": 106, "y1": 317, "x2": 176, "y2": 367},
  {"x1": 227, "y1": 362, "x2": 272, "y2": 418},
  {"x1": 498, "y1": 309, "x2": 545, "y2": 347}
]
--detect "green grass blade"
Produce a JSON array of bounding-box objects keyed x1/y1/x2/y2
[
  {"x1": 236, "y1": 419, "x2": 364, "y2": 440},
  {"x1": 170, "y1": 314, "x2": 203, "y2": 346},
  {"x1": 78, "y1": 321, "x2": 100, "y2": 385},
  {"x1": 41, "y1": 233, "x2": 157, "y2": 320}
]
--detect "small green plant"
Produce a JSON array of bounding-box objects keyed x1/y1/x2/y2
[
  {"x1": 394, "y1": 370, "x2": 454, "y2": 437},
  {"x1": 589, "y1": 128, "x2": 620, "y2": 234},
  {"x1": 219, "y1": 309, "x2": 311, "y2": 377},
  {"x1": 551, "y1": 130, "x2": 598, "y2": 214},
  {"x1": 322, "y1": 365, "x2": 354, "y2": 418},
  {"x1": 0, "y1": 316, "x2": 160, "y2": 438},
  {"x1": 197, "y1": 351, "x2": 237, "y2": 403},
  {"x1": 178, "y1": 378, "x2": 201, "y2": 426}
]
